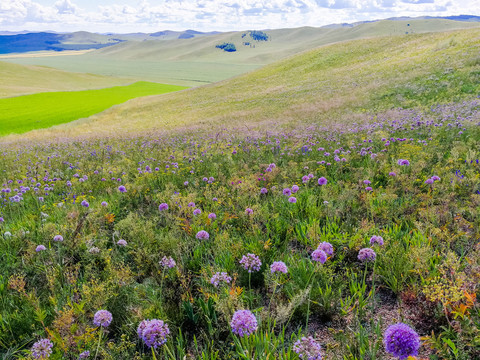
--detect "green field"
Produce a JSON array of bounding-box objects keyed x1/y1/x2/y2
[
  {"x1": 0, "y1": 61, "x2": 131, "y2": 98},
  {"x1": 0, "y1": 81, "x2": 187, "y2": 136}
]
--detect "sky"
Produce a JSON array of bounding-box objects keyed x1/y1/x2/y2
[{"x1": 0, "y1": 0, "x2": 479, "y2": 33}]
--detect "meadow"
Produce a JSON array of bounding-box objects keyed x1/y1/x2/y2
[
  {"x1": 0, "y1": 82, "x2": 187, "y2": 136},
  {"x1": 1, "y1": 26, "x2": 480, "y2": 360},
  {"x1": 1, "y1": 99, "x2": 480, "y2": 359}
]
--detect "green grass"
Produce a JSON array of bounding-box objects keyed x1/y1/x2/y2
[
  {"x1": 0, "y1": 61, "x2": 130, "y2": 98},
  {"x1": 0, "y1": 81, "x2": 187, "y2": 136}
]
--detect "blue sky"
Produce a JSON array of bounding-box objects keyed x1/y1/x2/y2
[{"x1": 1, "y1": 0, "x2": 479, "y2": 33}]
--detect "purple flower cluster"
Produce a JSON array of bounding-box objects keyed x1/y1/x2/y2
[
  {"x1": 317, "y1": 177, "x2": 328, "y2": 186},
  {"x1": 196, "y1": 230, "x2": 210, "y2": 240},
  {"x1": 384, "y1": 323, "x2": 420, "y2": 359},
  {"x1": 239, "y1": 253, "x2": 262, "y2": 272},
  {"x1": 358, "y1": 248, "x2": 376, "y2": 262},
  {"x1": 138, "y1": 319, "x2": 170, "y2": 348},
  {"x1": 369, "y1": 235, "x2": 384, "y2": 246},
  {"x1": 311, "y1": 249, "x2": 327, "y2": 263},
  {"x1": 270, "y1": 261, "x2": 288, "y2": 274},
  {"x1": 117, "y1": 239, "x2": 127, "y2": 246},
  {"x1": 230, "y1": 310, "x2": 258, "y2": 337},
  {"x1": 397, "y1": 159, "x2": 410, "y2": 166},
  {"x1": 317, "y1": 242, "x2": 334, "y2": 256},
  {"x1": 31, "y1": 338, "x2": 53, "y2": 359},
  {"x1": 93, "y1": 310, "x2": 113, "y2": 327},
  {"x1": 293, "y1": 336, "x2": 322, "y2": 360},
  {"x1": 159, "y1": 256, "x2": 176, "y2": 268},
  {"x1": 53, "y1": 235, "x2": 63, "y2": 242},
  {"x1": 288, "y1": 196, "x2": 297, "y2": 203},
  {"x1": 158, "y1": 203, "x2": 169, "y2": 211},
  {"x1": 36, "y1": 245, "x2": 47, "y2": 252},
  {"x1": 79, "y1": 350, "x2": 90, "y2": 359},
  {"x1": 210, "y1": 272, "x2": 232, "y2": 287}
]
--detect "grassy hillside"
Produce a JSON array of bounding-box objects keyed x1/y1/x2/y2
[
  {"x1": 0, "y1": 61, "x2": 130, "y2": 98},
  {"x1": 0, "y1": 82, "x2": 187, "y2": 136},
  {"x1": 16, "y1": 27, "x2": 478, "y2": 140},
  {"x1": 3, "y1": 19, "x2": 479, "y2": 86}
]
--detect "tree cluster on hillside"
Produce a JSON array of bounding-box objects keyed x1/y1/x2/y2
[{"x1": 215, "y1": 42, "x2": 237, "y2": 52}]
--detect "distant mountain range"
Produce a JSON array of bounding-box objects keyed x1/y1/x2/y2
[{"x1": 1, "y1": 15, "x2": 479, "y2": 54}]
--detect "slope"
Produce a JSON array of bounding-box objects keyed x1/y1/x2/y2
[
  {"x1": 0, "y1": 61, "x2": 130, "y2": 98},
  {"x1": 3, "y1": 19, "x2": 479, "y2": 87},
  {"x1": 11, "y1": 27, "x2": 480, "y2": 141}
]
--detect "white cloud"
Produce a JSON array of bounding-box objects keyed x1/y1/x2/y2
[{"x1": 0, "y1": 0, "x2": 479, "y2": 32}]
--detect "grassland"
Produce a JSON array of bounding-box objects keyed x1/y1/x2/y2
[
  {"x1": 3, "y1": 19, "x2": 479, "y2": 86},
  {"x1": 1, "y1": 25, "x2": 480, "y2": 360},
  {"x1": 12, "y1": 27, "x2": 478, "y2": 141},
  {"x1": 0, "y1": 61, "x2": 131, "y2": 98},
  {"x1": 0, "y1": 81, "x2": 187, "y2": 136}
]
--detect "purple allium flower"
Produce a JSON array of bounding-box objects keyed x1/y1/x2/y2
[
  {"x1": 159, "y1": 203, "x2": 168, "y2": 211},
  {"x1": 369, "y1": 235, "x2": 384, "y2": 246},
  {"x1": 288, "y1": 197, "x2": 297, "y2": 203},
  {"x1": 283, "y1": 188, "x2": 292, "y2": 196},
  {"x1": 93, "y1": 310, "x2": 112, "y2": 327},
  {"x1": 389, "y1": 172, "x2": 397, "y2": 177},
  {"x1": 358, "y1": 248, "x2": 376, "y2": 262},
  {"x1": 292, "y1": 185, "x2": 300, "y2": 193},
  {"x1": 317, "y1": 242, "x2": 334, "y2": 256},
  {"x1": 31, "y1": 338, "x2": 53, "y2": 359},
  {"x1": 212, "y1": 197, "x2": 218, "y2": 202},
  {"x1": 101, "y1": 201, "x2": 108, "y2": 207},
  {"x1": 311, "y1": 249, "x2": 327, "y2": 264},
  {"x1": 424, "y1": 178, "x2": 434, "y2": 184},
  {"x1": 53, "y1": 235, "x2": 63, "y2": 242},
  {"x1": 363, "y1": 180, "x2": 371, "y2": 185},
  {"x1": 293, "y1": 336, "x2": 322, "y2": 360},
  {"x1": 210, "y1": 272, "x2": 232, "y2": 287},
  {"x1": 118, "y1": 185, "x2": 127, "y2": 193},
  {"x1": 384, "y1": 323, "x2": 420, "y2": 360},
  {"x1": 208, "y1": 212, "x2": 217, "y2": 220},
  {"x1": 188, "y1": 202, "x2": 195, "y2": 207},
  {"x1": 36, "y1": 245, "x2": 47, "y2": 252},
  {"x1": 196, "y1": 230, "x2": 210, "y2": 240},
  {"x1": 302, "y1": 175, "x2": 309, "y2": 183},
  {"x1": 81, "y1": 200, "x2": 89, "y2": 208},
  {"x1": 193, "y1": 208, "x2": 202, "y2": 216},
  {"x1": 270, "y1": 261, "x2": 288, "y2": 274},
  {"x1": 398, "y1": 159, "x2": 410, "y2": 166},
  {"x1": 260, "y1": 187, "x2": 268, "y2": 194},
  {"x1": 245, "y1": 208, "x2": 253, "y2": 215},
  {"x1": 365, "y1": 186, "x2": 373, "y2": 191},
  {"x1": 0, "y1": 217, "x2": 4, "y2": 222},
  {"x1": 431, "y1": 175, "x2": 440, "y2": 181},
  {"x1": 139, "y1": 319, "x2": 170, "y2": 348},
  {"x1": 117, "y1": 239, "x2": 127, "y2": 246},
  {"x1": 230, "y1": 310, "x2": 258, "y2": 337},
  {"x1": 159, "y1": 256, "x2": 176, "y2": 268},
  {"x1": 184, "y1": 181, "x2": 189, "y2": 186},
  {"x1": 79, "y1": 350, "x2": 90, "y2": 359},
  {"x1": 317, "y1": 177, "x2": 327, "y2": 186},
  {"x1": 239, "y1": 253, "x2": 262, "y2": 272}
]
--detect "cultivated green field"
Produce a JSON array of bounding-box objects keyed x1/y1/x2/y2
[
  {"x1": 3, "y1": 19, "x2": 478, "y2": 86},
  {"x1": 0, "y1": 81, "x2": 187, "y2": 136}
]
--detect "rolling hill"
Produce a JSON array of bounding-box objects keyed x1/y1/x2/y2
[
  {"x1": 7, "y1": 27, "x2": 479, "y2": 141},
  {"x1": 3, "y1": 19, "x2": 479, "y2": 87},
  {"x1": 0, "y1": 61, "x2": 131, "y2": 98}
]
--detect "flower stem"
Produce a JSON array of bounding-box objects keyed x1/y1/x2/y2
[{"x1": 94, "y1": 327, "x2": 102, "y2": 360}]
